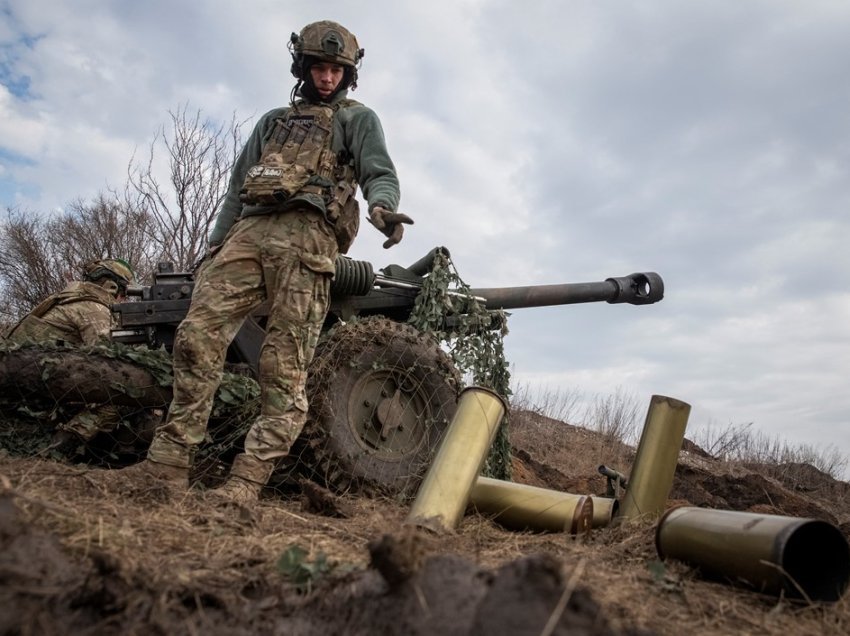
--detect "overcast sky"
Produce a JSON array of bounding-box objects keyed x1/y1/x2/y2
[{"x1": 2, "y1": 1, "x2": 849, "y2": 471}]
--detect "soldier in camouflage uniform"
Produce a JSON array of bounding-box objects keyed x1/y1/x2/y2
[
  {"x1": 135, "y1": 20, "x2": 413, "y2": 501},
  {"x1": 6, "y1": 259, "x2": 135, "y2": 347},
  {"x1": 6, "y1": 259, "x2": 137, "y2": 452}
]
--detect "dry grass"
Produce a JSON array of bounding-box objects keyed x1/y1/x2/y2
[
  {"x1": 691, "y1": 420, "x2": 849, "y2": 480},
  {"x1": 512, "y1": 384, "x2": 850, "y2": 483},
  {"x1": 4, "y1": 404, "x2": 850, "y2": 636}
]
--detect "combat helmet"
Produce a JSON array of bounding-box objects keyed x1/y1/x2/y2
[
  {"x1": 83, "y1": 258, "x2": 136, "y2": 295},
  {"x1": 289, "y1": 20, "x2": 364, "y2": 95}
]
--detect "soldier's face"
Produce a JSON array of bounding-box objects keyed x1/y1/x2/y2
[{"x1": 310, "y1": 62, "x2": 345, "y2": 99}]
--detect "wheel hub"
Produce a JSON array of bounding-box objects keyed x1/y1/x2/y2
[{"x1": 348, "y1": 369, "x2": 430, "y2": 458}]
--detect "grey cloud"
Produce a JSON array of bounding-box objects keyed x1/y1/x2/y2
[{"x1": 1, "y1": 0, "x2": 849, "y2": 469}]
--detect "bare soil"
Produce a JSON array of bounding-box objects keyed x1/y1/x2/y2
[{"x1": 1, "y1": 409, "x2": 849, "y2": 635}]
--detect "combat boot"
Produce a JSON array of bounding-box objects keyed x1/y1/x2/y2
[
  {"x1": 121, "y1": 459, "x2": 190, "y2": 490},
  {"x1": 214, "y1": 454, "x2": 275, "y2": 504}
]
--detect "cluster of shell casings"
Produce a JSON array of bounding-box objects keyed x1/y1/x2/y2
[{"x1": 405, "y1": 390, "x2": 850, "y2": 602}]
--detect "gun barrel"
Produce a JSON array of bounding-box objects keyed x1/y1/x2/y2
[{"x1": 468, "y1": 272, "x2": 664, "y2": 309}]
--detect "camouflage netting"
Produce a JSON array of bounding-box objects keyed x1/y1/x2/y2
[
  {"x1": 0, "y1": 249, "x2": 512, "y2": 497},
  {"x1": 0, "y1": 324, "x2": 463, "y2": 499},
  {"x1": 407, "y1": 249, "x2": 512, "y2": 480},
  {"x1": 0, "y1": 341, "x2": 259, "y2": 481}
]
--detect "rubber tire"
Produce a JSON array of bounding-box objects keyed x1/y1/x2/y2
[{"x1": 299, "y1": 316, "x2": 460, "y2": 499}]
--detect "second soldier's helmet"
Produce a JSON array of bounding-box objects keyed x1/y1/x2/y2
[
  {"x1": 83, "y1": 258, "x2": 136, "y2": 295},
  {"x1": 289, "y1": 21, "x2": 364, "y2": 89}
]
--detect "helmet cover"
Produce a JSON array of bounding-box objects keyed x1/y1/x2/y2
[
  {"x1": 290, "y1": 20, "x2": 364, "y2": 79},
  {"x1": 83, "y1": 258, "x2": 136, "y2": 289}
]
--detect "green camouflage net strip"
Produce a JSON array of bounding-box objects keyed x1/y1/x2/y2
[
  {"x1": 407, "y1": 250, "x2": 512, "y2": 480},
  {"x1": 0, "y1": 340, "x2": 260, "y2": 468}
]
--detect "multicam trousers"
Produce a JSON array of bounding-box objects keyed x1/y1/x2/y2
[{"x1": 147, "y1": 209, "x2": 338, "y2": 468}]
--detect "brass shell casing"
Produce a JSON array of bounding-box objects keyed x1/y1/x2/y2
[
  {"x1": 656, "y1": 506, "x2": 850, "y2": 602},
  {"x1": 469, "y1": 477, "x2": 593, "y2": 535},
  {"x1": 589, "y1": 497, "x2": 619, "y2": 528},
  {"x1": 619, "y1": 395, "x2": 690, "y2": 521},
  {"x1": 406, "y1": 387, "x2": 507, "y2": 532}
]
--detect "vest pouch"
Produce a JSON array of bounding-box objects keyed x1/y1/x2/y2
[
  {"x1": 326, "y1": 180, "x2": 360, "y2": 254},
  {"x1": 240, "y1": 162, "x2": 312, "y2": 206}
]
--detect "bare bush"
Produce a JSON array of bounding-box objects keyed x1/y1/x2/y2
[
  {"x1": 586, "y1": 388, "x2": 641, "y2": 445},
  {"x1": 691, "y1": 419, "x2": 850, "y2": 481},
  {"x1": 690, "y1": 420, "x2": 755, "y2": 459},
  {"x1": 0, "y1": 103, "x2": 246, "y2": 319},
  {"x1": 510, "y1": 383, "x2": 642, "y2": 469},
  {"x1": 0, "y1": 208, "x2": 62, "y2": 320},
  {"x1": 510, "y1": 383, "x2": 642, "y2": 444},
  {"x1": 56, "y1": 196, "x2": 157, "y2": 274},
  {"x1": 0, "y1": 198, "x2": 160, "y2": 322},
  {"x1": 510, "y1": 381, "x2": 583, "y2": 424},
  {"x1": 781, "y1": 443, "x2": 849, "y2": 478},
  {"x1": 126, "y1": 104, "x2": 245, "y2": 270}
]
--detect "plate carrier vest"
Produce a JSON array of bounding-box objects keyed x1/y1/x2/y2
[
  {"x1": 5, "y1": 281, "x2": 112, "y2": 344},
  {"x1": 239, "y1": 99, "x2": 360, "y2": 253}
]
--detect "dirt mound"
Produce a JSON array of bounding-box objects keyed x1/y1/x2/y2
[
  {"x1": 301, "y1": 545, "x2": 647, "y2": 636},
  {"x1": 1, "y1": 408, "x2": 850, "y2": 635},
  {"x1": 669, "y1": 464, "x2": 839, "y2": 523},
  {"x1": 0, "y1": 462, "x2": 646, "y2": 635}
]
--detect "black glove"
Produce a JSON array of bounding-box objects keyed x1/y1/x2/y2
[{"x1": 368, "y1": 206, "x2": 415, "y2": 249}]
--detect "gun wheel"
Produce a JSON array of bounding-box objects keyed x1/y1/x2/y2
[{"x1": 299, "y1": 316, "x2": 460, "y2": 499}]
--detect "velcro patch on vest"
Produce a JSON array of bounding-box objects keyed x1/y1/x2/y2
[
  {"x1": 288, "y1": 115, "x2": 316, "y2": 129},
  {"x1": 248, "y1": 166, "x2": 284, "y2": 178}
]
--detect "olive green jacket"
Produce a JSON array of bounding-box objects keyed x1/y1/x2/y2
[{"x1": 209, "y1": 90, "x2": 400, "y2": 246}]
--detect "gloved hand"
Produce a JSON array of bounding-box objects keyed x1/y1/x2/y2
[{"x1": 368, "y1": 206, "x2": 415, "y2": 249}]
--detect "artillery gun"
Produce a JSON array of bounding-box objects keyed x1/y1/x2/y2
[
  {"x1": 0, "y1": 248, "x2": 662, "y2": 496},
  {"x1": 111, "y1": 247, "x2": 662, "y2": 372},
  {"x1": 105, "y1": 247, "x2": 663, "y2": 496}
]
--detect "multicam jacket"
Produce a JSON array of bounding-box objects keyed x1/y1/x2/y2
[{"x1": 5, "y1": 281, "x2": 114, "y2": 346}]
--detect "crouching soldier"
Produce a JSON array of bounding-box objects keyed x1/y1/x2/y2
[{"x1": 6, "y1": 259, "x2": 139, "y2": 455}]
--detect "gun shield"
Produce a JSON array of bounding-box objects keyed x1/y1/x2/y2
[
  {"x1": 406, "y1": 387, "x2": 507, "y2": 533},
  {"x1": 469, "y1": 477, "x2": 593, "y2": 535},
  {"x1": 656, "y1": 506, "x2": 850, "y2": 602},
  {"x1": 619, "y1": 395, "x2": 690, "y2": 521}
]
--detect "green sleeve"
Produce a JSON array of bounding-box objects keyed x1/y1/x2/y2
[
  {"x1": 338, "y1": 105, "x2": 401, "y2": 213},
  {"x1": 208, "y1": 107, "x2": 289, "y2": 246}
]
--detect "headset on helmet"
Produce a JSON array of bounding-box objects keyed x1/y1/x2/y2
[{"x1": 289, "y1": 21, "x2": 365, "y2": 94}]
